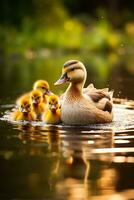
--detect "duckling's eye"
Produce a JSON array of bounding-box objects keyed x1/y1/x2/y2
[{"x1": 42, "y1": 86, "x2": 45, "y2": 89}]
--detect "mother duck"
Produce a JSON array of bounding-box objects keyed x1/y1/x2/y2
[{"x1": 55, "y1": 60, "x2": 113, "y2": 125}]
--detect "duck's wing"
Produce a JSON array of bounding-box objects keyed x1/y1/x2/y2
[
  {"x1": 89, "y1": 91, "x2": 109, "y2": 102},
  {"x1": 83, "y1": 83, "x2": 95, "y2": 93},
  {"x1": 84, "y1": 83, "x2": 109, "y2": 94},
  {"x1": 85, "y1": 89, "x2": 114, "y2": 113},
  {"x1": 108, "y1": 90, "x2": 114, "y2": 99}
]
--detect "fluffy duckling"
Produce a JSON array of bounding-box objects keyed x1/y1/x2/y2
[
  {"x1": 55, "y1": 60, "x2": 113, "y2": 125},
  {"x1": 33, "y1": 80, "x2": 52, "y2": 104},
  {"x1": 11, "y1": 96, "x2": 36, "y2": 121},
  {"x1": 16, "y1": 92, "x2": 30, "y2": 108},
  {"x1": 30, "y1": 90, "x2": 46, "y2": 120},
  {"x1": 42, "y1": 95, "x2": 61, "y2": 124}
]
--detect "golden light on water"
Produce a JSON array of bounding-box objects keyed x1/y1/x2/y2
[
  {"x1": 92, "y1": 147, "x2": 134, "y2": 153},
  {"x1": 113, "y1": 156, "x2": 134, "y2": 163},
  {"x1": 114, "y1": 140, "x2": 130, "y2": 144}
]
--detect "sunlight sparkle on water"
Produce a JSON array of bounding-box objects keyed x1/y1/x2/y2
[{"x1": 114, "y1": 140, "x2": 130, "y2": 144}]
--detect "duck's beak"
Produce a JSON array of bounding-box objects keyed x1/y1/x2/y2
[{"x1": 54, "y1": 73, "x2": 68, "y2": 85}]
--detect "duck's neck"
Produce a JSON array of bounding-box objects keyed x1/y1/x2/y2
[
  {"x1": 66, "y1": 81, "x2": 85, "y2": 98},
  {"x1": 65, "y1": 68, "x2": 87, "y2": 100}
]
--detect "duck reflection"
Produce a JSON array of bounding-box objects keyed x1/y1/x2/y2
[
  {"x1": 54, "y1": 129, "x2": 115, "y2": 200},
  {"x1": 97, "y1": 168, "x2": 118, "y2": 195},
  {"x1": 61, "y1": 129, "x2": 114, "y2": 161}
]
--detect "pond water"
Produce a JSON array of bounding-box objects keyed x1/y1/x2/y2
[{"x1": 0, "y1": 52, "x2": 134, "y2": 199}]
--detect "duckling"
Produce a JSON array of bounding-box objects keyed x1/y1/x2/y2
[
  {"x1": 16, "y1": 92, "x2": 30, "y2": 108},
  {"x1": 30, "y1": 90, "x2": 46, "y2": 120},
  {"x1": 42, "y1": 95, "x2": 61, "y2": 124},
  {"x1": 55, "y1": 60, "x2": 113, "y2": 125},
  {"x1": 33, "y1": 80, "x2": 52, "y2": 104},
  {"x1": 11, "y1": 96, "x2": 36, "y2": 121}
]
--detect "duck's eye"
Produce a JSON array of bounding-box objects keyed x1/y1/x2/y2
[
  {"x1": 71, "y1": 68, "x2": 75, "y2": 71},
  {"x1": 42, "y1": 86, "x2": 45, "y2": 89}
]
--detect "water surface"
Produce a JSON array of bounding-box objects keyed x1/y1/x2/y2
[{"x1": 0, "y1": 99, "x2": 134, "y2": 199}]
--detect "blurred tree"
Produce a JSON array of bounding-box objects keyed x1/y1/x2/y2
[
  {"x1": 62, "y1": 0, "x2": 134, "y2": 27},
  {"x1": 0, "y1": 0, "x2": 67, "y2": 28},
  {"x1": 33, "y1": 0, "x2": 67, "y2": 27},
  {"x1": 0, "y1": 0, "x2": 34, "y2": 27}
]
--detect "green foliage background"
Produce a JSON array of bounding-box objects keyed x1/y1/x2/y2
[{"x1": 0, "y1": 0, "x2": 134, "y2": 100}]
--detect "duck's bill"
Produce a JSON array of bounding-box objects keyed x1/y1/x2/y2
[{"x1": 54, "y1": 73, "x2": 68, "y2": 85}]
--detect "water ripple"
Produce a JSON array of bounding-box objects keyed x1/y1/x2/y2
[{"x1": 1, "y1": 102, "x2": 134, "y2": 133}]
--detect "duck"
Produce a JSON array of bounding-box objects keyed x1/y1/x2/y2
[
  {"x1": 33, "y1": 80, "x2": 52, "y2": 104},
  {"x1": 11, "y1": 96, "x2": 36, "y2": 121},
  {"x1": 55, "y1": 60, "x2": 113, "y2": 125},
  {"x1": 30, "y1": 89, "x2": 46, "y2": 120},
  {"x1": 42, "y1": 95, "x2": 61, "y2": 124}
]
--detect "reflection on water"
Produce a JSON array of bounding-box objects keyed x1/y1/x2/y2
[{"x1": 0, "y1": 99, "x2": 134, "y2": 199}]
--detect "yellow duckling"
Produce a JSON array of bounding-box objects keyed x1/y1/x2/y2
[
  {"x1": 55, "y1": 60, "x2": 113, "y2": 125},
  {"x1": 33, "y1": 80, "x2": 52, "y2": 104},
  {"x1": 42, "y1": 95, "x2": 61, "y2": 124},
  {"x1": 16, "y1": 92, "x2": 30, "y2": 107},
  {"x1": 11, "y1": 96, "x2": 36, "y2": 121},
  {"x1": 30, "y1": 90, "x2": 46, "y2": 120}
]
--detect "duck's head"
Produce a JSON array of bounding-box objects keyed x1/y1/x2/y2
[
  {"x1": 48, "y1": 95, "x2": 60, "y2": 112},
  {"x1": 19, "y1": 97, "x2": 31, "y2": 113},
  {"x1": 55, "y1": 60, "x2": 87, "y2": 86},
  {"x1": 30, "y1": 90, "x2": 42, "y2": 104},
  {"x1": 33, "y1": 80, "x2": 52, "y2": 95}
]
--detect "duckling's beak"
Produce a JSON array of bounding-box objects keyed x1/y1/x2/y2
[
  {"x1": 45, "y1": 89, "x2": 53, "y2": 96},
  {"x1": 20, "y1": 107, "x2": 27, "y2": 113},
  {"x1": 50, "y1": 104, "x2": 57, "y2": 112},
  {"x1": 54, "y1": 73, "x2": 68, "y2": 85},
  {"x1": 32, "y1": 99, "x2": 37, "y2": 104}
]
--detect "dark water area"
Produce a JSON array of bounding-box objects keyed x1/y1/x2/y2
[{"x1": 0, "y1": 52, "x2": 134, "y2": 199}]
